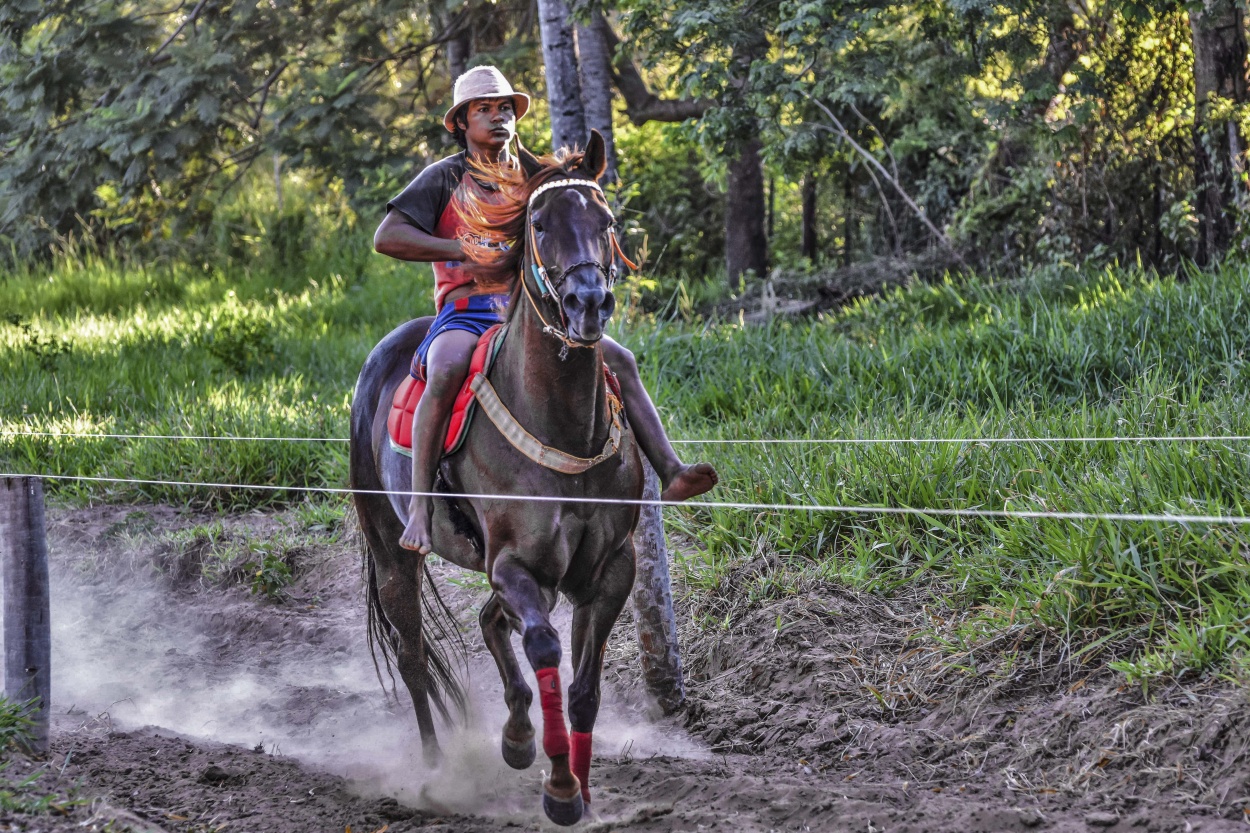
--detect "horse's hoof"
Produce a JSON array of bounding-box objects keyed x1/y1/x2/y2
[
  {"x1": 501, "y1": 733, "x2": 536, "y2": 770},
  {"x1": 542, "y1": 788, "x2": 584, "y2": 827}
]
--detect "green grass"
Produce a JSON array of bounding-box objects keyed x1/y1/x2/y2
[
  {"x1": 1, "y1": 238, "x2": 428, "y2": 508},
  {"x1": 0, "y1": 696, "x2": 80, "y2": 817},
  {"x1": 4, "y1": 239, "x2": 1250, "y2": 681}
]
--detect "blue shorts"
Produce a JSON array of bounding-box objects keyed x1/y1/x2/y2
[{"x1": 412, "y1": 293, "x2": 508, "y2": 379}]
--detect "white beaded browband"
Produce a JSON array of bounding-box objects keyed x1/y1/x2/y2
[{"x1": 527, "y1": 178, "x2": 603, "y2": 206}]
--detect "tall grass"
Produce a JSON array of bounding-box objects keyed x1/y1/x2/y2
[
  {"x1": 1, "y1": 231, "x2": 429, "y2": 507},
  {"x1": 3, "y1": 239, "x2": 1250, "y2": 679}
]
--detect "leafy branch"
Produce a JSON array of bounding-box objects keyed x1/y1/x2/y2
[{"x1": 802, "y1": 91, "x2": 964, "y2": 263}]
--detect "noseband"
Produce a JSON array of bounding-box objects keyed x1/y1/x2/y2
[{"x1": 523, "y1": 178, "x2": 636, "y2": 352}]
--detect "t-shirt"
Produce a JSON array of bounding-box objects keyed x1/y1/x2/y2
[{"x1": 387, "y1": 152, "x2": 505, "y2": 311}]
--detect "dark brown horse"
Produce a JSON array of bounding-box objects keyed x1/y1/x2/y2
[{"x1": 350, "y1": 131, "x2": 643, "y2": 826}]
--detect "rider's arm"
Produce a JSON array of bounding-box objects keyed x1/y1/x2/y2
[{"x1": 374, "y1": 210, "x2": 465, "y2": 263}]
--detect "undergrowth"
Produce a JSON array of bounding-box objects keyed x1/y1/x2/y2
[{"x1": 4, "y1": 235, "x2": 1250, "y2": 681}]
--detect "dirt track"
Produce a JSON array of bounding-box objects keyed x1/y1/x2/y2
[{"x1": 2, "y1": 504, "x2": 1247, "y2": 832}]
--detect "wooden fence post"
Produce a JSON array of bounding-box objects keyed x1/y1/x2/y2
[
  {"x1": 631, "y1": 461, "x2": 685, "y2": 713},
  {"x1": 2, "y1": 477, "x2": 51, "y2": 756}
]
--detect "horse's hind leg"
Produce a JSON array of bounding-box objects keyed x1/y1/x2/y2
[
  {"x1": 372, "y1": 550, "x2": 443, "y2": 765},
  {"x1": 567, "y1": 542, "x2": 636, "y2": 807},
  {"x1": 479, "y1": 592, "x2": 536, "y2": 769},
  {"x1": 490, "y1": 558, "x2": 582, "y2": 826}
]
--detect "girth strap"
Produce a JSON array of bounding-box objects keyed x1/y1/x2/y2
[{"x1": 469, "y1": 374, "x2": 623, "y2": 474}]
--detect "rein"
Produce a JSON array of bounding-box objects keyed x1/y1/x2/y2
[{"x1": 523, "y1": 178, "x2": 636, "y2": 352}]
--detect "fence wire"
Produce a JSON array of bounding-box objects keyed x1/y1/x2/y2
[
  {"x1": 5, "y1": 430, "x2": 1250, "y2": 447},
  {"x1": 5, "y1": 471, "x2": 1248, "y2": 527}
]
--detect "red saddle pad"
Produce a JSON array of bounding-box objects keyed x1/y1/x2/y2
[{"x1": 387, "y1": 324, "x2": 504, "y2": 457}]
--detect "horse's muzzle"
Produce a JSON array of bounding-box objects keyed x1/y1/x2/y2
[{"x1": 562, "y1": 283, "x2": 615, "y2": 344}]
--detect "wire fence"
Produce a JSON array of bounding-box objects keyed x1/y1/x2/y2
[
  {"x1": 5, "y1": 471, "x2": 1248, "y2": 527},
  {"x1": 5, "y1": 430, "x2": 1250, "y2": 446},
  {"x1": 5, "y1": 427, "x2": 1249, "y2": 525}
]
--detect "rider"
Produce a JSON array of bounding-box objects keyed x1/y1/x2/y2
[{"x1": 375, "y1": 65, "x2": 718, "y2": 554}]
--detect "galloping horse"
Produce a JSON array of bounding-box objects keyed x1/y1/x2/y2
[{"x1": 349, "y1": 131, "x2": 643, "y2": 826}]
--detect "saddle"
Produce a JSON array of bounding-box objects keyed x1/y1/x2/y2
[
  {"x1": 388, "y1": 324, "x2": 507, "y2": 458},
  {"x1": 387, "y1": 325, "x2": 627, "y2": 465}
]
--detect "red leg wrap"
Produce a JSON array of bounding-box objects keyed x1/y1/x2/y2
[
  {"x1": 536, "y1": 667, "x2": 570, "y2": 758},
  {"x1": 570, "y1": 731, "x2": 592, "y2": 804}
]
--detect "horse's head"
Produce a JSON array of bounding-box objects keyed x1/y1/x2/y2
[
  {"x1": 524, "y1": 131, "x2": 618, "y2": 345},
  {"x1": 457, "y1": 130, "x2": 632, "y2": 347}
]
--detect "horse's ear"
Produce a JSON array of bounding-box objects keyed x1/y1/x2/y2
[
  {"x1": 579, "y1": 129, "x2": 607, "y2": 181},
  {"x1": 515, "y1": 135, "x2": 544, "y2": 178}
]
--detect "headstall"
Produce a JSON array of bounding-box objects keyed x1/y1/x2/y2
[{"x1": 522, "y1": 178, "x2": 637, "y2": 354}]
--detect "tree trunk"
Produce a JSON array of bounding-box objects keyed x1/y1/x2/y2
[
  {"x1": 767, "y1": 176, "x2": 776, "y2": 241},
  {"x1": 802, "y1": 173, "x2": 818, "y2": 262},
  {"x1": 843, "y1": 161, "x2": 855, "y2": 267},
  {"x1": 630, "y1": 462, "x2": 685, "y2": 713},
  {"x1": 537, "y1": 0, "x2": 586, "y2": 153},
  {"x1": 446, "y1": 30, "x2": 472, "y2": 80},
  {"x1": 1189, "y1": 0, "x2": 1248, "y2": 264},
  {"x1": 597, "y1": 12, "x2": 710, "y2": 124},
  {"x1": 575, "y1": 15, "x2": 619, "y2": 185},
  {"x1": 725, "y1": 135, "x2": 768, "y2": 280}
]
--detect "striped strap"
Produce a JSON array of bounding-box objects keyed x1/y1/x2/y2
[{"x1": 469, "y1": 374, "x2": 622, "y2": 474}]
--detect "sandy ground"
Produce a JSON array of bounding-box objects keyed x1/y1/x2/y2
[{"x1": 1, "y1": 503, "x2": 1248, "y2": 832}]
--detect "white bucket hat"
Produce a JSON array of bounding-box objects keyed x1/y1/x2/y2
[{"x1": 443, "y1": 66, "x2": 531, "y2": 132}]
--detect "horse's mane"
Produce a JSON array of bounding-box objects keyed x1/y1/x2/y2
[{"x1": 457, "y1": 147, "x2": 594, "y2": 293}]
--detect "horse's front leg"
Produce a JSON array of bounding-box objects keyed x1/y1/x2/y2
[
  {"x1": 479, "y1": 591, "x2": 536, "y2": 769},
  {"x1": 490, "y1": 558, "x2": 582, "y2": 826},
  {"x1": 567, "y1": 541, "x2": 636, "y2": 808}
]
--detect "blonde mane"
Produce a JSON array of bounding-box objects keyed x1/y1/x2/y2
[{"x1": 457, "y1": 147, "x2": 595, "y2": 292}]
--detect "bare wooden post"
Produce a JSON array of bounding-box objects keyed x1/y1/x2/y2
[
  {"x1": 2, "y1": 477, "x2": 51, "y2": 755},
  {"x1": 631, "y1": 461, "x2": 685, "y2": 713}
]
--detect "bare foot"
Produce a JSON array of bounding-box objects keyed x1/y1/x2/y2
[
  {"x1": 399, "y1": 501, "x2": 433, "y2": 554},
  {"x1": 660, "y1": 462, "x2": 718, "y2": 502}
]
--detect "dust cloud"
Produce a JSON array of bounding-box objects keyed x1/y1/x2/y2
[{"x1": 46, "y1": 562, "x2": 702, "y2": 817}]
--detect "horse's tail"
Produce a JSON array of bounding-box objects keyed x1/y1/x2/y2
[
  {"x1": 361, "y1": 541, "x2": 468, "y2": 723},
  {"x1": 351, "y1": 316, "x2": 468, "y2": 724}
]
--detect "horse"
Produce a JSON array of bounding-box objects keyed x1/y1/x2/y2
[{"x1": 349, "y1": 130, "x2": 644, "y2": 827}]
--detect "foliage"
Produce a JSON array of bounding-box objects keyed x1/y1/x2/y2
[
  {"x1": 0, "y1": 0, "x2": 541, "y2": 260},
  {"x1": 0, "y1": 699, "x2": 84, "y2": 817},
  {"x1": 615, "y1": 121, "x2": 725, "y2": 279},
  {"x1": 2, "y1": 0, "x2": 1241, "y2": 275},
  {"x1": 610, "y1": 0, "x2": 1224, "y2": 273},
  {"x1": 243, "y1": 545, "x2": 294, "y2": 600},
  {"x1": 156, "y1": 521, "x2": 301, "y2": 597}
]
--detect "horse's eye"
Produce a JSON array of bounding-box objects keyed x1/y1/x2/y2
[{"x1": 532, "y1": 221, "x2": 544, "y2": 234}]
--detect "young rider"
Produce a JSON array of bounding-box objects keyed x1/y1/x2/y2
[{"x1": 375, "y1": 66, "x2": 717, "y2": 554}]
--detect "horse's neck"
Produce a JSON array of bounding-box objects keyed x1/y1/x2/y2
[{"x1": 495, "y1": 295, "x2": 610, "y2": 455}]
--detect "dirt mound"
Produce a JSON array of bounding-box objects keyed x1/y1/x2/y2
[{"x1": 667, "y1": 555, "x2": 1250, "y2": 824}]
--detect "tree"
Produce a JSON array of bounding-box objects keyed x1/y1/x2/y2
[
  {"x1": 0, "y1": 0, "x2": 529, "y2": 259},
  {"x1": 600, "y1": 10, "x2": 769, "y2": 279},
  {"x1": 537, "y1": 0, "x2": 587, "y2": 152},
  {"x1": 575, "y1": 12, "x2": 620, "y2": 184},
  {"x1": 1188, "y1": 0, "x2": 1248, "y2": 264}
]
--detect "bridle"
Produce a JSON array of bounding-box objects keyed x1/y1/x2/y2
[{"x1": 521, "y1": 177, "x2": 636, "y2": 352}]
